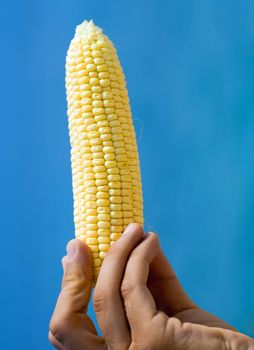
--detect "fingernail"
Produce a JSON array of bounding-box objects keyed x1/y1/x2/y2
[
  {"x1": 122, "y1": 223, "x2": 136, "y2": 235},
  {"x1": 67, "y1": 241, "x2": 77, "y2": 260}
]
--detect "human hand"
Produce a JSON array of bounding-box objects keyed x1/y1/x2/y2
[{"x1": 49, "y1": 224, "x2": 254, "y2": 349}]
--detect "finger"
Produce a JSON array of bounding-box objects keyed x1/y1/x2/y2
[
  {"x1": 121, "y1": 232, "x2": 159, "y2": 334},
  {"x1": 49, "y1": 240, "x2": 106, "y2": 350},
  {"x1": 51, "y1": 239, "x2": 93, "y2": 323},
  {"x1": 93, "y1": 223, "x2": 144, "y2": 349},
  {"x1": 148, "y1": 249, "x2": 236, "y2": 331},
  {"x1": 148, "y1": 248, "x2": 195, "y2": 316}
]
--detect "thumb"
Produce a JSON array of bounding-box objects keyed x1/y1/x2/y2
[
  {"x1": 49, "y1": 240, "x2": 96, "y2": 348},
  {"x1": 55, "y1": 239, "x2": 93, "y2": 317}
]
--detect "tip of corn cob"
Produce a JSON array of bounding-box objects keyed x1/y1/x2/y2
[{"x1": 75, "y1": 20, "x2": 103, "y2": 38}]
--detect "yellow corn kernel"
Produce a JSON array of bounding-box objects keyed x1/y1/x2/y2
[
  {"x1": 99, "y1": 251, "x2": 106, "y2": 260},
  {"x1": 66, "y1": 20, "x2": 143, "y2": 281}
]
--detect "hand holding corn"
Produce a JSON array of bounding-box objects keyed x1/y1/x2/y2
[
  {"x1": 49, "y1": 21, "x2": 254, "y2": 350},
  {"x1": 49, "y1": 224, "x2": 254, "y2": 350}
]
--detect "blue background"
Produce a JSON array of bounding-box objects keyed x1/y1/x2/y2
[{"x1": 0, "y1": 0, "x2": 253, "y2": 348}]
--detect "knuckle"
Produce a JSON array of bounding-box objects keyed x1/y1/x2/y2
[
  {"x1": 48, "y1": 330, "x2": 62, "y2": 349},
  {"x1": 62, "y1": 273, "x2": 87, "y2": 293},
  {"x1": 93, "y1": 289, "x2": 111, "y2": 313},
  {"x1": 121, "y1": 278, "x2": 135, "y2": 299},
  {"x1": 49, "y1": 315, "x2": 71, "y2": 346},
  {"x1": 63, "y1": 262, "x2": 83, "y2": 281},
  {"x1": 62, "y1": 265, "x2": 91, "y2": 293}
]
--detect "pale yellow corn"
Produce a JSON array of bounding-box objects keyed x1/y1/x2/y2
[{"x1": 66, "y1": 20, "x2": 143, "y2": 280}]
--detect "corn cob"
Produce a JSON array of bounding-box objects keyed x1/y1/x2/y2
[{"x1": 65, "y1": 20, "x2": 143, "y2": 280}]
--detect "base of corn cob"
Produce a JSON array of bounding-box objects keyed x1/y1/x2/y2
[{"x1": 66, "y1": 20, "x2": 143, "y2": 280}]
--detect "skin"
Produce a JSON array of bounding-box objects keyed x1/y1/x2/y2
[{"x1": 49, "y1": 223, "x2": 254, "y2": 350}]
